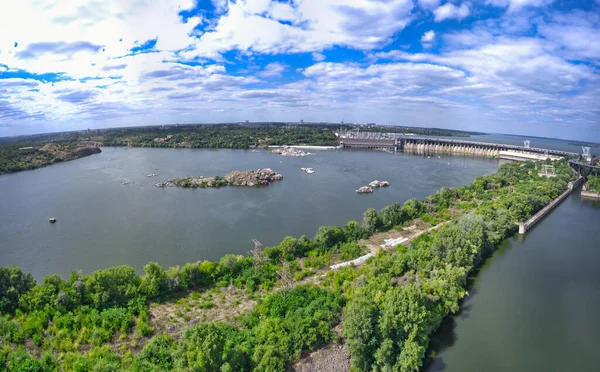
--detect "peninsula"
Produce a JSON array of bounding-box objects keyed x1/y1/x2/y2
[{"x1": 0, "y1": 142, "x2": 101, "y2": 175}]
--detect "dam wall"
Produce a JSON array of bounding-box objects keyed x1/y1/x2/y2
[
  {"x1": 517, "y1": 177, "x2": 584, "y2": 234},
  {"x1": 402, "y1": 141, "x2": 500, "y2": 158}
]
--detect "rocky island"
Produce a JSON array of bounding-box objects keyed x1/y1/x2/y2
[
  {"x1": 270, "y1": 146, "x2": 312, "y2": 157},
  {"x1": 154, "y1": 168, "x2": 283, "y2": 188}
]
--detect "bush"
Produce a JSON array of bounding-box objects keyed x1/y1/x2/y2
[{"x1": 339, "y1": 242, "x2": 363, "y2": 261}]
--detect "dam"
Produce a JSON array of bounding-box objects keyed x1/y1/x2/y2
[{"x1": 337, "y1": 132, "x2": 578, "y2": 158}]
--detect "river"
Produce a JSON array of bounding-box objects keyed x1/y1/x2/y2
[
  {"x1": 424, "y1": 190, "x2": 600, "y2": 371},
  {"x1": 1, "y1": 140, "x2": 598, "y2": 371},
  {"x1": 0, "y1": 147, "x2": 498, "y2": 280}
]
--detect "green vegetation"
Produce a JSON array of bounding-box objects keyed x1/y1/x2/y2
[
  {"x1": 0, "y1": 145, "x2": 57, "y2": 175},
  {"x1": 367, "y1": 125, "x2": 481, "y2": 137},
  {"x1": 101, "y1": 124, "x2": 338, "y2": 149},
  {"x1": 0, "y1": 160, "x2": 576, "y2": 371},
  {"x1": 0, "y1": 143, "x2": 100, "y2": 175},
  {"x1": 587, "y1": 175, "x2": 600, "y2": 193}
]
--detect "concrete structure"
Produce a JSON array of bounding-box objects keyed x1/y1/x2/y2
[
  {"x1": 517, "y1": 177, "x2": 584, "y2": 234},
  {"x1": 330, "y1": 253, "x2": 374, "y2": 270},
  {"x1": 399, "y1": 137, "x2": 577, "y2": 157},
  {"x1": 337, "y1": 133, "x2": 578, "y2": 158},
  {"x1": 499, "y1": 150, "x2": 562, "y2": 162},
  {"x1": 581, "y1": 191, "x2": 600, "y2": 200},
  {"x1": 569, "y1": 160, "x2": 600, "y2": 177}
]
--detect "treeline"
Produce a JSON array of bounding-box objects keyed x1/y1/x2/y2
[
  {"x1": 0, "y1": 160, "x2": 576, "y2": 371},
  {"x1": 0, "y1": 143, "x2": 100, "y2": 175},
  {"x1": 0, "y1": 144, "x2": 56, "y2": 175},
  {"x1": 368, "y1": 125, "x2": 482, "y2": 137},
  {"x1": 101, "y1": 124, "x2": 338, "y2": 149}
]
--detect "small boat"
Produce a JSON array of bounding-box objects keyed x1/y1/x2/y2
[
  {"x1": 49, "y1": 218, "x2": 57, "y2": 223},
  {"x1": 301, "y1": 167, "x2": 315, "y2": 174},
  {"x1": 251, "y1": 149, "x2": 260, "y2": 153}
]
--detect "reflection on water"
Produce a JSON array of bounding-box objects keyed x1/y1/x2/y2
[
  {"x1": 423, "y1": 191, "x2": 600, "y2": 372},
  {"x1": 0, "y1": 147, "x2": 498, "y2": 280}
]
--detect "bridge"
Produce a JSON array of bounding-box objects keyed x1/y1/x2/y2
[
  {"x1": 569, "y1": 160, "x2": 600, "y2": 177},
  {"x1": 337, "y1": 132, "x2": 579, "y2": 158}
]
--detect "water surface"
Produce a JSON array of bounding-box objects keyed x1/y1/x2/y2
[
  {"x1": 0, "y1": 147, "x2": 498, "y2": 279},
  {"x1": 424, "y1": 191, "x2": 600, "y2": 372}
]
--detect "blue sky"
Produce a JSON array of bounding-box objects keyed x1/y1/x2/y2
[{"x1": 0, "y1": 0, "x2": 599, "y2": 141}]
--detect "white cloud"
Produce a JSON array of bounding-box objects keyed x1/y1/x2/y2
[
  {"x1": 0, "y1": 0, "x2": 202, "y2": 78},
  {"x1": 486, "y1": 0, "x2": 555, "y2": 12},
  {"x1": 312, "y1": 52, "x2": 326, "y2": 61},
  {"x1": 418, "y1": 0, "x2": 441, "y2": 10},
  {"x1": 421, "y1": 30, "x2": 436, "y2": 47},
  {"x1": 184, "y1": 0, "x2": 415, "y2": 58},
  {"x1": 258, "y1": 62, "x2": 287, "y2": 77},
  {"x1": 0, "y1": 1, "x2": 598, "y2": 141},
  {"x1": 434, "y1": 2, "x2": 471, "y2": 22}
]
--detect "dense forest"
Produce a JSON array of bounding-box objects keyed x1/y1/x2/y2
[
  {"x1": 0, "y1": 159, "x2": 577, "y2": 371},
  {"x1": 0, "y1": 144, "x2": 101, "y2": 175},
  {"x1": 101, "y1": 124, "x2": 339, "y2": 149}
]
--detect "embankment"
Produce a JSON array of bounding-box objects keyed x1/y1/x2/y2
[
  {"x1": 517, "y1": 176, "x2": 584, "y2": 234},
  {"x1": 581, "y1": 190, "x2": 600, "y2": 200}
]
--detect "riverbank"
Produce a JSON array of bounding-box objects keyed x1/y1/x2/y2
[
  {"x1": 0, "y1": 159, "x2": 577, "y2": 371},
  {"x1": 0, "y1": 142, "x2": 101, "y2": 175},
  {"x1": 517, "y1": 176, "x2": 584, "y2": 234}
]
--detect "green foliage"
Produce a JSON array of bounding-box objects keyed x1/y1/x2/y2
[
  {"x1": 8, "y1": 349, "x2": 43, "y2": 372},
  {"x1": 137, "y1": 334, "x2": 176, "y2": 370},
  {"x1": 339, "y1": 242, "x2": 363, "y2": 261},
  {"x1": 379, "y1": 203, "x2": 407, "y2": 230},
  {"x1": 175, "y1": 322, "x2": 249, "y2": 371},
  {"x1": 588, "y1": 175, "x2": 600, "y2": 193},
  {"x1": 86, "y1": 266, "x2": 141, "y2": 309},
  {"x1": 362, "y1": 208, "x2": 383, "y2": 234},
  {"x1": 343, "y1": 221, "x2": 366, "y2": 242},
  {"x1": 141, "y1": 262, "x2": 168, "y2": 299},
  {"x1": 0, "y1": 267, "x2": 35, "y2": 314},
  {"x1": 314, "y1": 226, "x2": 346, "y2": 251}
]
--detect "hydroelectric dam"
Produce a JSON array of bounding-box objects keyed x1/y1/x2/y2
[{"x1": 337, "y1": 132, "x2": 578, "y2": 159}]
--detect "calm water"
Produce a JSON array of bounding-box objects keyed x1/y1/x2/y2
[
  {"x1": 1, "y1": 138, "x2": 598, "y2": 370},
  {"x1": 0, "y1": 147, "x2": 498, "y2": 280},
  {"x1": 424, "y1": 191, "x2": 600, "y2": 372}
]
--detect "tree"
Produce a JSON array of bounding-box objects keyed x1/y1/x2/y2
[
  {"x1": 343, "y1": 295, "x2": 378, "y2": 371},
  {"x1": 362, "y1": 208, "x2": 382, "y2": 234},
  {"x1": 0, "y1": 267, "x2": 35, "y2": 314},
  {"x1": 343, "y1": 220, "x2": 366, "y2": 241},
  {"x1": 86, "y1": 266, "x2": 141, "y2": 308},
  {"x1": 313, "y1": 226, "x2": 345, "y2": 251},
  {"x1": 141, "y1": 262, "x2": 168, "y2": 299},
  {"x1": 379, "y1": 203, "x2": 407, "y2": 230}
]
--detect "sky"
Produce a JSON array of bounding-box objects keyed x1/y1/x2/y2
[{"x1": 0, "y1": 0, "x2": 599, "y2": 141}]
